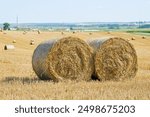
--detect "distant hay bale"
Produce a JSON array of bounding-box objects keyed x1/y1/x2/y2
[
  {"x1": 38, "y1": 30, "x2": 41, "y2": 34},
  {"x1": 23, "y1": 31, "x2": 27, "y2": 35},
  {"x1": 89, "y1": 32, "x2": 92, "y2": 35},
  {"x1": 30, "y1": 41, "x2": 35, "y2": 45},
  {"x1": 0, "y1": 29, "x2": 3, "y2": 32},
  {"x1": 4, "y1": 45, "x2": 15, "y2": 50},
  {"x1": 73, "y1": 31, "x2": 76, "y2": 34},
  {"x1": 30, "y1": 40, "x2": 35, "y2": 45},
  {"x1": 142, "y1": 36, "x2": 146, "y2": 39},
  {"x1": 131, "y1": 37, "x2": 135, "y2": 40},
  {"x1": 3, "y1": 32, "x2": 7, "y2": 34},
  {"x1": 87, "y1": 37, "x2": 138, "y2": 81},
  {"x1": 107, "y1": 31, "x2": 111, "y2": 34},
  {"x1": 13, "y1": 40, "x2": 16, "y2": 43},
  {"x1": 61, "y1": 32, "x2": 64, "y2": 35},
  {"x1": 32, "y1": 37, "x2": 93, "y2": 82}
]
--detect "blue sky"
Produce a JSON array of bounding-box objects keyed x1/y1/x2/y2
[{"x1": 0, "y1": 0, "x2": 150, "y2": 23}]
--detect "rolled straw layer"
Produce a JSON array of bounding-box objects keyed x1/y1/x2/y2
[
  {"x1": 32, "y1": 37, "x2": 94, "y2": 81},
  {"x1": 87, "y1": 37, "x2": 138, "y2": 81}
]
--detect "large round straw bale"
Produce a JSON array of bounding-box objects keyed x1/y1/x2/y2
[
  {"x1": 32, "y1": 37, "x2": 94, "y2": 81},
  {"x1": 87, "y1": 37, "x2": 138, "y2": 81}
]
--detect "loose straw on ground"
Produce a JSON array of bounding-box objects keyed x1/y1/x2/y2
[
  {"x1": 87, "y1": 37, "x2": 138, "y2": 81},
  {"x1": 32, "y1": 37, "x2": 94, "y2": 82}
]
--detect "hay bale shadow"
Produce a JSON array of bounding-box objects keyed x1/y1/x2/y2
[
  {"x1": 91, "y1": 75, "x2": 101, "y2": 81},
  {"x1": 2, "y1": 77, "x2": 46, "y2": 84}
]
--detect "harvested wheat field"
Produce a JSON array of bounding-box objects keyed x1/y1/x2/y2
[{"x1": 0, "y1": 31, "x2": 150, "y2": 100}]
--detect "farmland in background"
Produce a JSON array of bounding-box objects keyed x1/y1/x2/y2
[{"x1": 0, "y1": 29, "x2": 150, "y2": 100}]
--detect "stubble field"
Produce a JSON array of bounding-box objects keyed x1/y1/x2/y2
[{"x1": 0, "y1": 31, "x2": 150, "y2": 100}]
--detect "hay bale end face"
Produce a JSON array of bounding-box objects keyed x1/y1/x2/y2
[
  {"x1": 32, "y1": 37, "x2": 94, "y2": 81},
  {"x1": 4, "y1": 45, "x2": 15, "y2": 50},
  {"x1": 87, "y1": 37, "x2": 138, "y2": 81}
]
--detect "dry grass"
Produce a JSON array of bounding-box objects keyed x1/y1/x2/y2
[{"x1": 0, "y1": 31, "x2": 150, "y2": 100}]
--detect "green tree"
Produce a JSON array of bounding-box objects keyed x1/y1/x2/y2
[{"x1": 3, "y1": 23, "x2": 10, "y2": 30}]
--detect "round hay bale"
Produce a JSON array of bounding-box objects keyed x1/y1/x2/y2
[
  {"x1": 23, "y1": 31, "x2": 27, "y2": 35},
  {"x1": 0, "y1": 29, "x2": 3, "y2": 32},
  {"x1": 107, "y1": 31, "x2": 111, "y2": 34},
  {"x1": 131, "y1": 37, "x2": 135, "y2": 40},
  {"x1": 13, "y1": 40, "x2": 16, "y2": 43},
  {"x1": 30, "y1": 40, "x2": 35, "y2": 45},
  {"x1": 4, "y1": 45, "x2": 15, "y2": 50},
  {"x1": 61, "y1": 32, "x2": 64, "y2": 35},
  {"x1": 89, "y1": 32, "x2": 92, "y2": 35},
  {"x1": 142, "y1": 36, "x2": 146, "y2": 39},
  {"x1": 87, "y1": 37, "x2": 138, "y2": 81},
  {"x1": 30, "y1": 41, "x2": 35, "y2": 45},
  {"x1": 38, "y1": 30, "x2": 41, "y2": 34},
  {"x1": 32, "y1": 36, "x2": 94, "y2": 81}
]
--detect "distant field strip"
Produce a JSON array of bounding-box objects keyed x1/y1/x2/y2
[{"x1": 127, "y1": 29, "x2": 150, "y2": 36}]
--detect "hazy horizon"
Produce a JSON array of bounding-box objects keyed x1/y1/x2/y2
[
  {"x1": 1, "y1": 21, "x2": 150, "y2": 24},
  {"x1": 0, "y1": 0, "x2": 150, "y2": 23}
]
